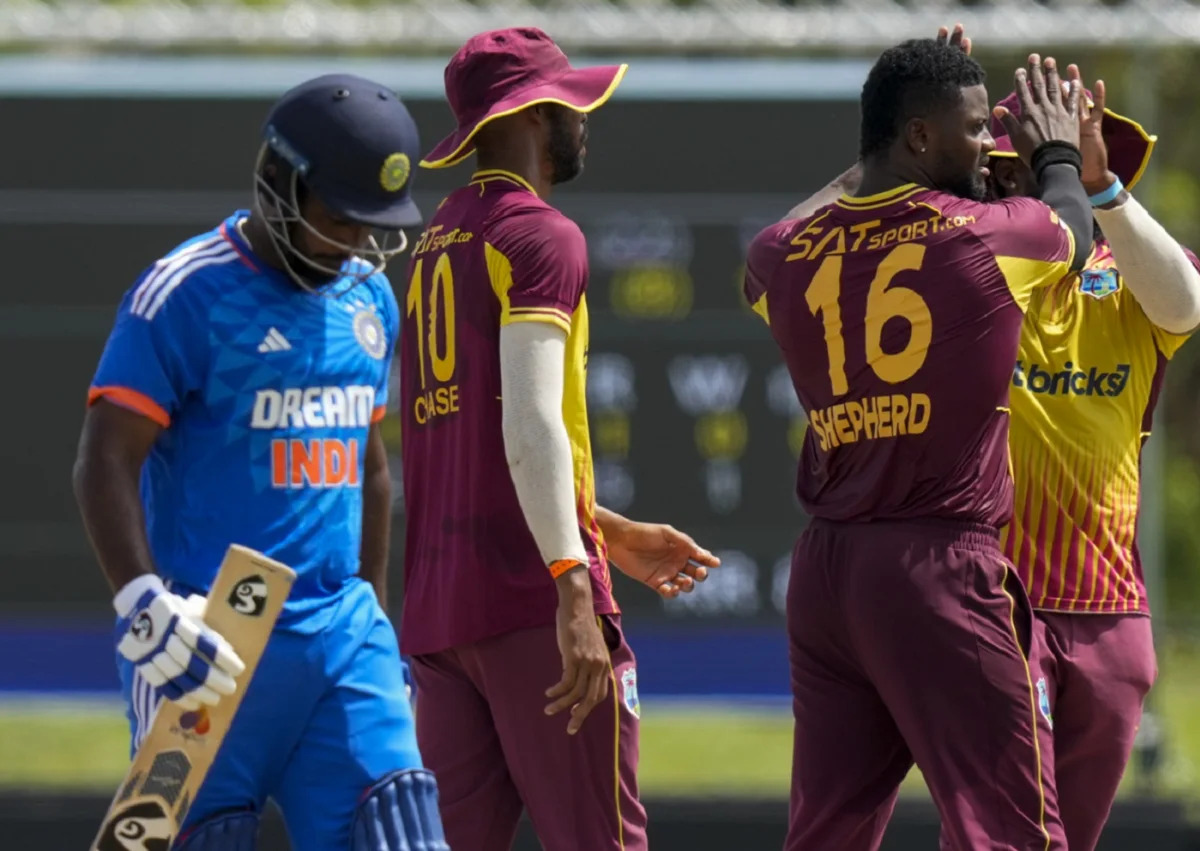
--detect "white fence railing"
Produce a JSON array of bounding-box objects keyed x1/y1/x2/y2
[{"x1": 4, "y1": 1, "x2": 1200, "y2": 52}]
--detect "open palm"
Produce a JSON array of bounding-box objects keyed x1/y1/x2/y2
[{"x1": 608, "y1": 522, "x2": 720, "y2": 598}]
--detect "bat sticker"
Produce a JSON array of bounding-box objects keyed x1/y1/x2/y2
[
  {"x1": 227, "y1": 575, "x2": 269, "y2": 616},
  {"x1": 96, "y1": 800, "x2": 173, "y2": 851}
]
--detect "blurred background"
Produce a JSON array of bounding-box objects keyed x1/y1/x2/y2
[{"x1": 3, "y1": 1, "x2": 1200, "y2": 849}]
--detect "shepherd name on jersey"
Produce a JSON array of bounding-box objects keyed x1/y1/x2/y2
[
  {"x1": 743, "y1": 186, "x2": 1075, "y2": 526},
  {"x1": 88, "y1": 212, "x2": 398, "y2": 621}
]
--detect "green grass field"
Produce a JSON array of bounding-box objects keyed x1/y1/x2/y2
[{"x1": 4, "y1": 638, "x2": 1199, "y2": 801}]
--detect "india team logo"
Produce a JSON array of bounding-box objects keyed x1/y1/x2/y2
[
  {"x1": 1036, "y1": 677, "x2": 1053, "y2": 730},
  {"x1": 621, "y1": 668, "x2": 641, "y2": 719},
  {"x1": 1079, "y1": 268, "x2": 1120, "y2": 300},
  {"x1": 353, "y1": 309, "x2": 388, "y2": 360},
  {"x1": 379, "y1": 152, "x2": 411, "y2": 193}
]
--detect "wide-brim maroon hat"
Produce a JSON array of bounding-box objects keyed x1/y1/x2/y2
[
  {"x1": 421, "y1": 27, "x2": 627, "y2": 169},
  {"x1": 989, "y1": 88, "x2": 1156, "y2": 190}
]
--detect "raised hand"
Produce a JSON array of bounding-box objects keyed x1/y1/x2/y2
[
  {"x1": 935, "y1": 23, "x2": 972, "y2": 55},
  {"x1": 1069, "y1": 65, "x2": 1115, "y2": 192},
  {"x1": 994, "y1": 54, "x2": 1082, "y2": 164}
]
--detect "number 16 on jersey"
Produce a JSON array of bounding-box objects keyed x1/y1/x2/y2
[
  {"x1": 407, "y1": 252, "x2": 461, "y2": 425},
  {"x1": 802, "y1": 243, "x2": 934, "y2": 451}
]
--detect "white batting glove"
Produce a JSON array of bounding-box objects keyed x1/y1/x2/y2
[{"x1": 114, "y1": 575, "x2": 246, "y2": 712}]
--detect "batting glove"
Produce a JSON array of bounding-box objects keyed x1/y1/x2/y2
[{"x1": 114, "y1": 574, "x2": 246, "y2": 712}]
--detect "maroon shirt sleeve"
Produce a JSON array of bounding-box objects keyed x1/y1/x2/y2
[
  {"x1": 486, "y1": 207, "x2": 588, "y2": 334},
  {"x1": 743, "y1": 220, "x2": 796, "y2": 326},
  {"x1": 970, "y1": 196, "x2": 1076, "y2": 311}
]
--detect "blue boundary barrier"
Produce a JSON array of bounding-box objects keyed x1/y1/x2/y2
[{"x1": 1, "y1": 619, "x2": 790, "y2": 699}]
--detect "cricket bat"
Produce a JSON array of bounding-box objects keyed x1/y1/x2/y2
[{"x1": 91, "y1": 544, "x2": 296, "y2": 851}]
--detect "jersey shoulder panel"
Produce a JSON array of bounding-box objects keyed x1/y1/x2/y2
[{"x1": 126, "y1": 229, "x2": 246, "y2": 322}]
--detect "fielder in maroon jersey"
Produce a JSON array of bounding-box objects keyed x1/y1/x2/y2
[
  {"x1": 400, "y1": 27, "x2": 720, "y2": 851},
  {"x1": 744, "y1": 38, "x2": 1096, "y2": 850}
]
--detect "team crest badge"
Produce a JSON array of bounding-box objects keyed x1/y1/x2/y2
[
  {"x1": 621, "y1": 668, "x2": 641, "y2": 719},
  {"x1": 1079, "y1": 268, "x2": 1120, "y2": 300},
  {"x1": 379, "y1": 153, "x2": 411, "y2": 193},
  {"x1": 1036, "y1": 677, "x2": 1053, "y2": 730},
  {"x1": 353, "y1": 309, "x2": 387, "y2": 360}
]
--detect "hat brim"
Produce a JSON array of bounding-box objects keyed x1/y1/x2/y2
[
  {"x1": 989, "y1": 107, "x2": 1157, "y2": 191},
  {"x1": 421, "y1": 63, "x2": 629, "y2": 169}
]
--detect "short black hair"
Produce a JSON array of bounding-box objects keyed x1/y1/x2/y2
[{"x1": 859, "y1": 39, "x2": 987, "y2": 160}]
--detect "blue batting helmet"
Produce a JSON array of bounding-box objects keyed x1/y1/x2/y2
[{"x1": 262, "y1": 73, "x2": 422, "y2": 229}]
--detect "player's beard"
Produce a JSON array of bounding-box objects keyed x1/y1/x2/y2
[
  {"x1": 547, "y1": 107, "x2": 585, "y2": 186},
  {"x1": 935, "y1": 149, "x2": 989, "y2": 202},
  {"x1": 943, "y1": 170, "x2": 989, "y2": 203}
]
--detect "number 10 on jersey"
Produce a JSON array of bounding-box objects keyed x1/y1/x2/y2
[{"x1": 407, "y1": 253, "x2": 461, "y2": 425}]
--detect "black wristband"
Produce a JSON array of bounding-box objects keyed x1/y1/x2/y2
[{"x1": 1030, "y1": 140, "x2": 1083, "y2": 180}]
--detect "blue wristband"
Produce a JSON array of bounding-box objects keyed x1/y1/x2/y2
[{"x1": 1088, "y1": 178, "x2": 1124, "y2": 207}]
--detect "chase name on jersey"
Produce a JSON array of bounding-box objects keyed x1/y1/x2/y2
[
  {"x1": 1013, "y1": 362, "x2": 1131, "y2": 397},
  {"x1": 251, "y1": 386, "x2": 376, "y2": 489}
]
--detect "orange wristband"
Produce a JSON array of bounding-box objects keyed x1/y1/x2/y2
[{"x1": 548, "y1": 558, "x2": 585, "y2": 579}]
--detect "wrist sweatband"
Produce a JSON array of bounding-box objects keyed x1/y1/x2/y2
[
  {"x1": 549, "y1": 558, "x2": 586, "y2": 579},
  {"x1": 1088, "y1": 177, "x2": 1125, "y2": 207},
  {"x1": 1030, "y1": 140, "x2": 1083, "y2": 180}
]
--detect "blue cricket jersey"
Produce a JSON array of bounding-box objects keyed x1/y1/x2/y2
[{"x1": 89, "y1": 211, "x2": 398, "y2": 629}]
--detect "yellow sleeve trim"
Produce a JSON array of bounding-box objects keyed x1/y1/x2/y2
[
  {"x1": 500, "y1": 312, "x2": 572, "y2": 334},
  {"x1": 750, "y1": 294, "x2": 770, "y2": 325},
  {"x1": 509, "y1": 305, "x2": 571, "y2": 323}
]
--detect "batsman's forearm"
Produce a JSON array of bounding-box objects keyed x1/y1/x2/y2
[
  {"x1": 72, "y1": 454, "x2": 157, "y2": 595},
  {"x1": 359, "y1": 467, "x2": 391, "y2": 605}
]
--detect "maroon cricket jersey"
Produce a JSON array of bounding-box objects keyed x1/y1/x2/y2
[
  {"x1": 744, "y1": 183, "x2": 1076, "y2": 526},
  {"x1": 399, "y1": 169, "x2": 615, "y2": 656}
]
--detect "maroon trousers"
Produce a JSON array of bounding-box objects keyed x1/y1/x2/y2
[
  {"x1": 1036, "y1": 612, "x2": 1157, "y2": 851},
  {"x1": 786, "y1": 519, "x2": 1064, "y2": 851},
  {"x1": 411, "y1": 614, "x2": 646, "y2": 851}
]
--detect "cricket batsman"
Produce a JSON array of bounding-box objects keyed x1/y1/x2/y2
[
  {"x1": 72, "y1": 74, "x2": 448, "y2": 850},
  {"x1": 400, "y1": 27, "x2": 720, "y2": 851},
  {"x1": 744, "y1": 38, "x2": 1097, "y2": 849}
]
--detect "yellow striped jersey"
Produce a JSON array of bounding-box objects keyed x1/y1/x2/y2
[{"x1": 1003, "y1": 239, "x2": 1196, "y2": 614}]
